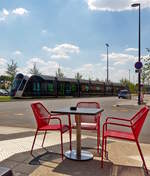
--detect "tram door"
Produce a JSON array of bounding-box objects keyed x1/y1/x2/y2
[{"x1": 33, "y1": 82, "x2": 41, "y2": 96}]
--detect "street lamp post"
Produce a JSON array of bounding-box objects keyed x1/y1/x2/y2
[
  {"x1": 131, "y1": 3, "x2": 141, "y2": 105},
  {"x1": 105, "y1": 43, "x2": 109, "y2": 82}
]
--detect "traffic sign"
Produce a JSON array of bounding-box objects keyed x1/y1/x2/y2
[
  {"x1": 135, "y1": 61, "x2": 143, "y2": 69},
  {"x1": 135, "y1": 69, "x2": 142, "y2": 73}
]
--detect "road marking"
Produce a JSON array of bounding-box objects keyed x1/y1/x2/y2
[
  {"x1": 112, "y1": 110, "x2": 117, "y2": 112},
  {"x1": 14, "y1": 113, "x2": 24, "y2": 116},
  {"x1": 111, "y1": 165, "x2": 118, "y2": 176},
  {"x1": 120, "y1": 109, "x2": 128, "y2": 112}
]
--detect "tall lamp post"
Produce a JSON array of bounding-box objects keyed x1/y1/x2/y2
[
  {"x1": 105, "y1": 43, "x2": 109, "y2": 82},
  {"x1": 131, "y1": 3, "x2": 141, "y2": 105}
]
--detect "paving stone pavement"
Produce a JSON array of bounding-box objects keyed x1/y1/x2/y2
[{"x1": 0, "y1": 126, "x2": 150, "y2": 175}]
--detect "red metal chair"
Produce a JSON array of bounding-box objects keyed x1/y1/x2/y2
[
  {"x1": 101, "y1": 106, "x2": 149, "y2": 174},
  {"x1": 31, "y1": 102, "x2": 72, "y2": 160},
  {"x1": 73, "y1": 102, "x2": 101, "y2": 154}
]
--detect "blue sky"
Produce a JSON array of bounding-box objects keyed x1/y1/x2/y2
[{"x1": 0, "y1": 0, "x2": 150, "y2": 82}]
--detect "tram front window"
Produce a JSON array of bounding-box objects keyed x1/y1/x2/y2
[{"x1": 10, "y1": 73, "x2": 24, "y2": 96}]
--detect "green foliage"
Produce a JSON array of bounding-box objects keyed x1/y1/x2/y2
[
  {"x1": 0, "y1": 75, "x2": 11, "y2": 89},
  {"x1": 6, "y1": 60, "x2": 17, "y2": 82},
  {"x1": 29, "y1": 63, "x2": 41, "y2": 75},
  {"x1": 120, "y1": 78, "x2": 136, "y2": 93},
  {"x1": 0, "y1": 96, "x2": 11, "y2": 102},
  {"x1": 142, "y1": 55, "x2": 150, "y2": 84},
  {"x1": 56, "y1": 68, "x2": 64, "y2": 78}
]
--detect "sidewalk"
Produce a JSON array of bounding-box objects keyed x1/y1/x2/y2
[
  {"x1": 0, "y1": 126, "x2": 150, "y2": 176},
  {"x1": 115, "y1": 94, "x2": 150, "y2": 108}
]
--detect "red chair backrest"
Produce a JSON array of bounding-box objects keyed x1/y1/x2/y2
[
  {"x1": 31, "y1": 102, "x2": 50, "y2": 128},
  {"x1": 131, "y1": 106, "x2": 149, "y2": 138},
  {"x1": 75, "y1": 102, "x2": 100, "y2": 123}
]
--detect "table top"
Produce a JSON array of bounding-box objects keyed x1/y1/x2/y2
[{"x1": 51, "y1": 107, "x2": 104, "y2": 115}]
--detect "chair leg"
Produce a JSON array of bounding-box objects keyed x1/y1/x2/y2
[
  {"x1": 42, "y1": 130, "x2": 47, "y2": 147},
  {"x1": 136, "y1": 140, "x2": 148, "y2": 175},
  {"x1": 69, "y1": 128, "x2": 72, "y2": 151},
  {"x1": 104, "y1": 138, "x2": 107, "y2": 158},
  {"x1": 60, "y1": 132, "x2": 64, "y2": 160},
  {"x1": 31, "y1": 130, "x2": 38, "y2": 156},
  {"x1": 97, "y1": 128, "x2": 100, "y2": 155},
  {"x1": 101, "y1": 136, "x2": 105, "y2": 168}
]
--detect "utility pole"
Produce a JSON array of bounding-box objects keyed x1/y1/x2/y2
[{"x1": 131, "y1": 3, "x2": 141, "y2": 105}]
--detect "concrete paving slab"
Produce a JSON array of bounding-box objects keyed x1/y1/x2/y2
[{"x1": 0, "y1": 126, "x2": 149, "y2": 175}]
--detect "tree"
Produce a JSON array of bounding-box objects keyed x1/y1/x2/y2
[
  {"x1": 75, "y1": 72, "x2": 82, "y2": 80},
  {"x1": 120, "y1": 78, "x2": 136, "y2": 93},
  {"x1": 88, "y1": 77, "x2": 92, "y2": 81},
  {"x1": 29, "y1": 63, "x2": 41, "y2": 75},
  {"x1": 95, "y1": 78, "x2": 100, "y2": 82},
  {"x1": 141, "y1": 55, "x2": 150, "y2": 84},
  {"x1": 56, "y1": 68, "x2": 64, "y2": 78},
  {"x1": 6, "y1": 60, "x2": 17, "y2": 82},
  {"x1": 141, "y1": 67, "x2": 147, "y2": 84}
]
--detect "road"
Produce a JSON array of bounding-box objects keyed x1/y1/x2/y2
[{"x1": 0, "y1": 97, "x2": 149, "y2": 143}]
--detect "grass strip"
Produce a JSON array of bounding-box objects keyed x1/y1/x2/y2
[{"x1": 0, "y1": 96, "x2": 11, "y2": 102}]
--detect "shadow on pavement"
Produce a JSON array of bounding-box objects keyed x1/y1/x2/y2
[{"x1": 0, "y1": 137, "x2": 148, "y2": 176}]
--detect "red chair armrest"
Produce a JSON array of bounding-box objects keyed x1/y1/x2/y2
[
  {"x1": 51, "y1": 113, "x2": 71, "y2": 127},
  {"x1": 51, "y1": 113, "x2": 65, "y2": 116},
  {"x1": 43, "y1": 117, "x2": 51, "y2": 120},
  {"x1": 104, "y1": 122, "x2": 131, "y2": 128},
  {"x1": 103, "y1": 122, "x2": 131, "y2": 133},
  {"x1": 106, "y1": 117, "x2": 131, "y2": 123},
  {"x1": 50, "y1": 117, "x2": 62, "y2": 128}
]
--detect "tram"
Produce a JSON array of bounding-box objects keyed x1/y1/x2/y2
[{"x1": 10, "y1": 73, "x2": 124, "y2": 98}]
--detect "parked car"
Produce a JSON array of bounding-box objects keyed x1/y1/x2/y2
[
  {"x1": 118, "y1": 89, "x2": 131, "y2": 99},
  {"x1": 0, "y1": 89, "x2": 9, "y2": 96}
]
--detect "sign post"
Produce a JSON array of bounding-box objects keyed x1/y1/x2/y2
[{"x1": 135, "y1": 61, "x2": 143, "y2": 105}]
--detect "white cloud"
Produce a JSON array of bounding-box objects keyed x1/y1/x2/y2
[
  {"x1": 13, "y1": 50, "x2": 22, "y2": 55},
  {"x1": 0, "y1": 58, "x2": 7, "y2": 66},
  {"x1": 87, "y1": 0, "x2": 150, "y2": 11},
  {"x1": 0, "y1": 8, "x2": 9, "y2": 21},
  {"x1": 18, "y1": 58, "x2": 60, "y2": 76},
  {"x1": 101, "y1": 52, "x2": 137, "y2": 65},
  {"x1": 17, "y1": 57, "x2": 135, "y2": 82},
  {"x1": 0, "y1": 7, "x2": 29, "y2": 22},
  {"x1": 125, "y1": 48, "x2": 138, "y2": 52},
  {"x1": 41, "y1": 29, "x2": 47, "y2": 34},
  {"x1": 0, "y1": 58, "x2": 7, "y2": 75},
  {"x1": 3, "y1": 9, "x2": 9, "y2": 16},
  {"x1": 12, "y1": 8, "x2": 29, "y2": 15},
  {"x1": 42, "y1": 43, "x2": 80, "y2": 59}
]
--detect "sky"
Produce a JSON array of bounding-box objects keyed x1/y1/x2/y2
[{"x1": 0, "y1": 0, "x2": 150, "y2": 83}]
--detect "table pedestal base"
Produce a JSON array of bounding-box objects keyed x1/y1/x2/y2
[{"x1": 65, "y1": 150, "x2": 93, "y2": 161}]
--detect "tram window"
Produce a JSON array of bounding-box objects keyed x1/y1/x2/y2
[
  {"x1": 71, "y1": 84, "x2": 76, "y2": 92},
  {"x1": 12, "y1": 78, "x2": 22, "y2": 90},
  {"x1": 33, "y1": 83, "x2": 36, "y2": 91},
  {"x1": 85, "y1": 85, "x2": 89, "y2": 92},
  {"x1": 66, "y1": 83, "x2": 71, "y2": 95},
  {"x1": 48, "y1": 83, "x2": 54, "y2": 92},
  {"x1": 37, "y1": 82, "x2": 40, "y2": 91},
  {"x1": 96, "y1": 86, "x2": 100, "y2": 91},
  {"x1": 58, "y1": 83, "x2": 65, "y2": 95},
  {"x1": 41, "y1": 82, "x2": 47, "y2": 92},
  {"x1": 19, "y1": 79, "x2": 26, "y2": 90}
]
